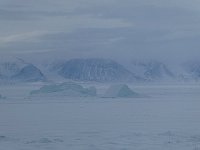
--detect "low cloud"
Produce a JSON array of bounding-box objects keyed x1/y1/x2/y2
[{"x1": 0, "y1": 0, "x2": 200, "y2": 63}]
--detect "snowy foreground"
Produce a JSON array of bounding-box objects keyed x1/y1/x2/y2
[{"x1": 0, "y1": 84, "x2": 200, "y2": 150}]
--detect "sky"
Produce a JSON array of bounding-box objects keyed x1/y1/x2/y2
[{"x1": 0, "y1": 0, "x2": 200, "y2": 63}]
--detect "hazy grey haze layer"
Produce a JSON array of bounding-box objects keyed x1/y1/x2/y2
[{"x1": 0, "y1": 0, "x2": 200, "y2": 63}]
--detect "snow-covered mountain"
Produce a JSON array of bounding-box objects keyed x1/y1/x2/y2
[
  {"x1": 11, "y1": 64, "x2": 46, "y2": 82},
  {"x1": 47, "y1": 58, "x2": 143, "y2": 82},
  {"x1": 37, "y1": 58, "x2": 200, "y2": 83},
  {"x1": 0, "y1": 59, "x2": 46, "y2": 82},
  {"x1": 0, "y1": 57, "x2": 200, "y2": 83},
  {"x1": 180, "y1": 61, "x2": 200, "y2": 82},
  {"x1": 128, "y1": 61, "x2": 175, "y2": 81}
]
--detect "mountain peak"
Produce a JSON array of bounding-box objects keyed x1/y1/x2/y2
[{"x1": 55, "y1": 58, "x2": 142, "y2": 82}]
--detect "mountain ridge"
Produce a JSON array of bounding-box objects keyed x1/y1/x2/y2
[{"x1": 0, "y1": 57, "x2": 199, "y2": 83}]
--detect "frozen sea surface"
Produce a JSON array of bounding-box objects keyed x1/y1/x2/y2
[{"x1": 0, "y1": 84, "x2": 200, "y2": 150}]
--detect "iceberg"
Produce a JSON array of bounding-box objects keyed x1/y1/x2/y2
[
  {"x1": 103, "y1": 84, "x2": 140, "y2": 98},
  {"x1": 30, "y1": 82, "x2": 96, "y2": 97}
]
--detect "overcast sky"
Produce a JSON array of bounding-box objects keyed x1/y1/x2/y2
[{"x1": 0, "y1": 0, "x2": 200, "y2": 62}]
